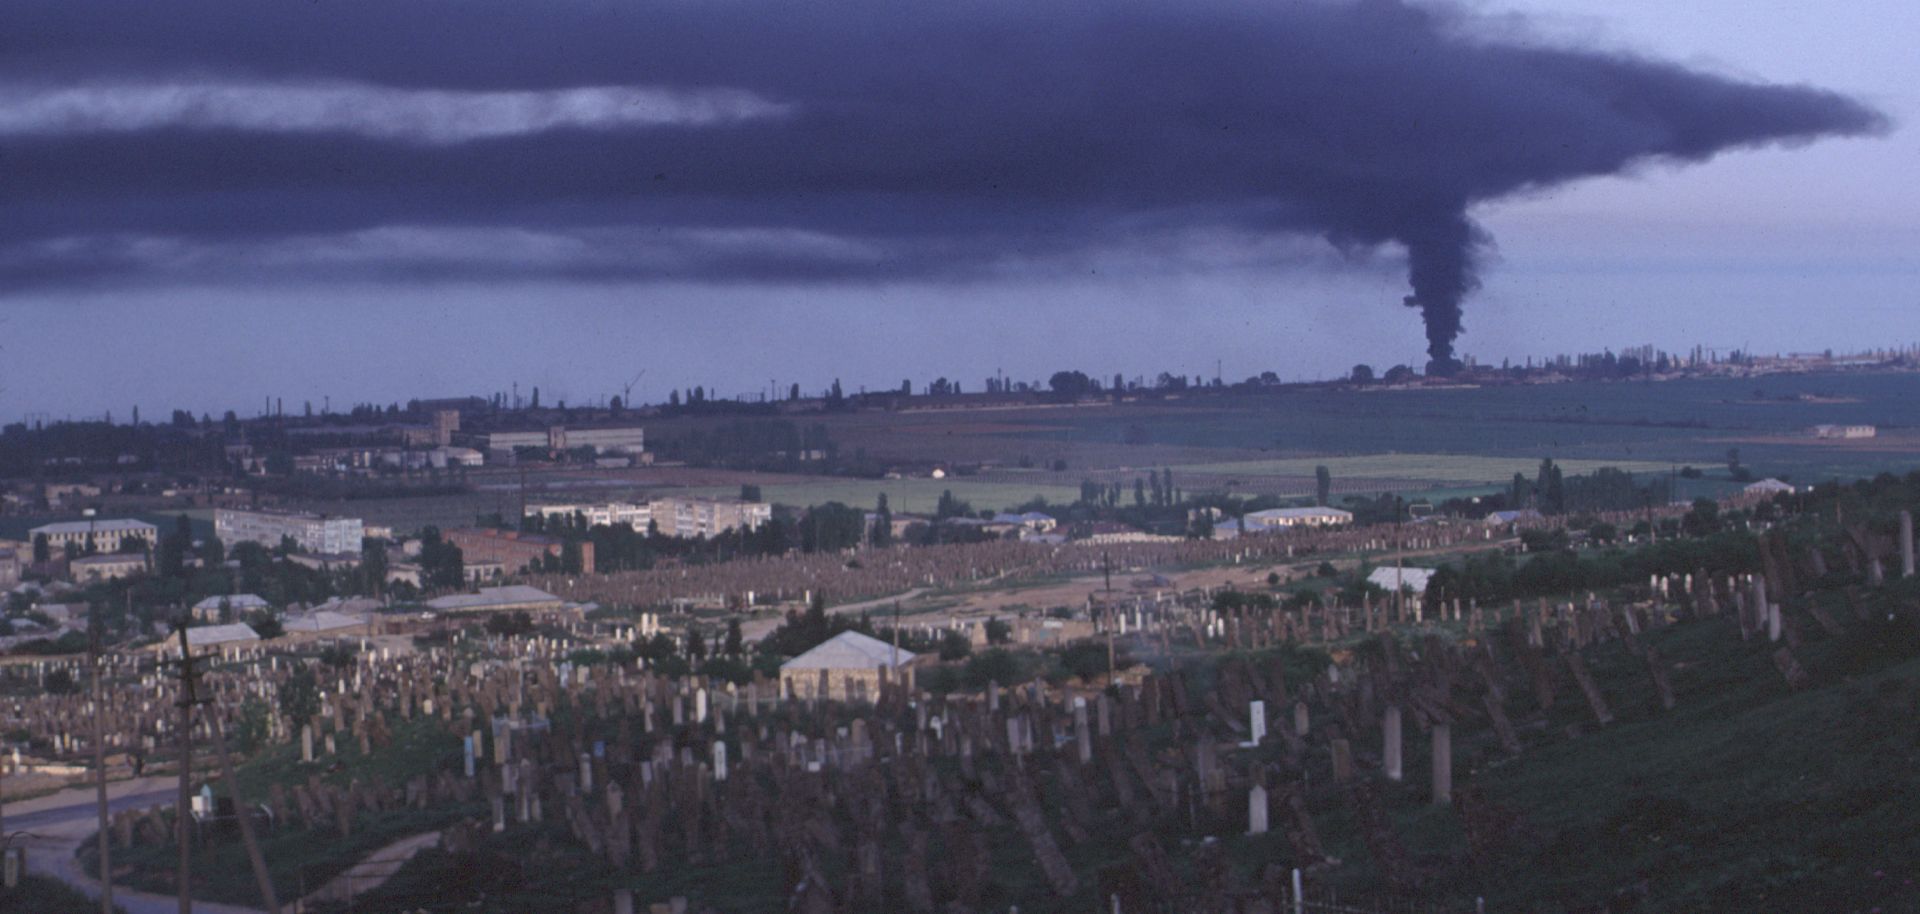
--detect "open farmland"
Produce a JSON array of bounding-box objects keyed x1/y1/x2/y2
[
  {"x1": 1176, "y1": 454, "x2": 1676, "y2": 484},
  {"x1": 802, "y1": 371, "x2": 1920, "y2": 485},
  {"x1": 679, "y1": 477, "x2": 1083, "y2": 515},
  {"x1": 275, "y1": 371, "x2": 1920, "y2": 530}
]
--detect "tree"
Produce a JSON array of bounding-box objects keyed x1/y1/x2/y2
[
  {"x1": 360, "y1": 538, "x2": 390, "y2": 597},
  {"x1": 872, "y1": 493, "x2": 894, "y2": 547},
  {"x1": 530, "y1": 386, "x2": 541, "y2": 409},
  {"x1": 789, "y1": 382, "x2": 801, "y2": 401},
  {"x1": 724, "y1": 618, "x2": 744, "y2": 656},
  {"x1": 418, "y1": 527, "x2": 465, "y2": 590},
  {"x1": 1383, "y1": 364, "x2": 1416, "y2": 384},
  {"x1": 1350, "y1": 364, "x2": 1375, "y2": 384},
  {"x1": 1315, "y1": 465, "x2": 1332, "y2": 506},
  {"x1": 279, "y1": 667, "x2": 321, "y2": 734},
  {"x1": 740, "y1": 484, "x2": 763, "y2": 502},
  {"x1": 32, "y1": 532, "x2": 49, "y2": 564},
  {"x1": 1048, "y1": 370, "x2": 1095, "y2": 396},
  {"x1": 191, "y1": 535, "x2": 223, "y2": 572}
]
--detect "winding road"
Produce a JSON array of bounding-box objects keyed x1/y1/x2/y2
[{"x1": 5, "y1": 778, "x2": 265, "y2": 914}]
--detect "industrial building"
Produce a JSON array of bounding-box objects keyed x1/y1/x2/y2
[
  {"x1": 215, "y1": 508, "x2": 365, "y2": 554},
  {"x1": 472, "y1": 424, "x2": 646, "y2": 457}
]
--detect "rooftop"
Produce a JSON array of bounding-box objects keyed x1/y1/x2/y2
[
  {"x1": 782, "y1": 630, "x2": 918, "y2": 671},
  {"x1": 166, "y1": 623, "x2": 262, "y2": 649},
  {"x1": 1367, "y1": 566, "x2": 1436, "y2": 594},
  {"x1": 29, "y1": 519, "x2": 157, "y2": 536},
  {"x1": 426, "y1": 584, "x2": 565, "y2": 612},
  {"x1": 192, "y1": 593, "x2": 271, "y2": 611}
]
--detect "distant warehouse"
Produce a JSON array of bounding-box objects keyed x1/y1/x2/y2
[
  {"x1": 1808, "y1": 424, "x2": 1876, "y2": 439},
  {"x1": 470, "y1": 424, "x2": 645, "y2": 458},
  {"x1": 1242, "y1": 507, "x2": 1354, "y2": 532},
  {"x1": 216, "y1": 507, "x2": 364, "y2": 554},
  {"x1": 426, "y1": 585, "x2": 567, "y2": 615}
]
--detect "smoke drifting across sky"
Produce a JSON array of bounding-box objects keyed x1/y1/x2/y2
[{"x1": 0, "y1": 0, "x2": 1884, "y2": 370}]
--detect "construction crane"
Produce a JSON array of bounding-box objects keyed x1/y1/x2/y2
[{"x1": 621, "y1": 369, "x2": 647, "y2": 406}]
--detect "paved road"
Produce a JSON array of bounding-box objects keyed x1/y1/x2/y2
[
  {"x1": 7, "y1": 787, "x2": 176, "y2": 832},
  {"x1": 7, "y1": 780, "x2": 266, "y2": 914},
  {"x1": 739, "y1": 586, "x2": 932, "y2": 641}
]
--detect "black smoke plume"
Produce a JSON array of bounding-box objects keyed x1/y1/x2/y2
[{"x1": 0, "y1": 1, "x2": 1887, "y2": 364}]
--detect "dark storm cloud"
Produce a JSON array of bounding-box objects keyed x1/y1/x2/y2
[{"x1": 0, "y1": 0, "x2": 1885, "y2": 367}]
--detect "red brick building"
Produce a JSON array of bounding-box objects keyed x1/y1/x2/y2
[{"x1": 444, "y1": 528, "x2": 592, "y2": 574}]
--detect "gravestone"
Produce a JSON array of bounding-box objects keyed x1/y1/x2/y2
[
  {"x1": 1382, "y1": 705, "x2": 1403, "y2": 782},
  {"x1": 1431, "y1": 723, "x2": 1452, "y2": 806}
]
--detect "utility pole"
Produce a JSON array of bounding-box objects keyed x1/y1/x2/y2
[
  {"x1": 207, "y1": 700, "x2": 280, "y2": 913},
  {"x1": 91, "y1": 601, "x2": 112, "y2": 914},
  {"x1": 170, "y1": 621, "x2": 203, "y2": 914},
  {"x1": 1102, "y1": 552, "x2": 1116, "y2": 682},
  {"x1": 890, "y1": 602, "x2": 901, "y2": 672}
]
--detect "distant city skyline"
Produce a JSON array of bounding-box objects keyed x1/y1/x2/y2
[{"x1": 1, "y1": 0, "x2": 1912, "y2": 423}]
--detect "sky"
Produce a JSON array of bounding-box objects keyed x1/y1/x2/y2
[{"x1": 0, "y1": 0, "x2": 1912, "y2": 423}]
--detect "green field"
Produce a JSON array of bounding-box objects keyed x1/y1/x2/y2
[
  {"x1": 683, "y1": 478, "x2": 1083, "y2": 515},
  {"x1": 1175, "y1": 454, "x2": 1677, "y2": 482}
]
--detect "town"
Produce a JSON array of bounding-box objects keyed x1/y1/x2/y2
[
  {"x1": 2, "y1": 0, "x2": 1909, "y2": 910},
  {"x1": 5, "y1": 357, "x2": 1920, "y2": 913}
]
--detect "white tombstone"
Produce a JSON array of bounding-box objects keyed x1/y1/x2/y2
[{"x1": 1247, "y1": 784, "x2": 1269, "y2": 836}]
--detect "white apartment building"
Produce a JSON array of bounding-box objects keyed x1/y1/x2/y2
[
  {"x1": 655, "y1": 496, "x2": 772, "y2": 539},
  {"x1": 215, "y1": 508, "x2": 364, "y2": 554},
  {"x1": 526, "y1": 501, "x2": 653, "y2": 529},
  {"x1": 523, "y1": 496, "x2": 767, "y2": 538}
]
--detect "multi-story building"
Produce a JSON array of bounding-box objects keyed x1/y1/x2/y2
[
  {"x1": 215, "y1": 508, "x2": 364, "y2": 554},
  {"x1": 0, "y1": 548, "x2": 23, "y2": 587},
  {"x1": 526, "y1": 501, "x2": 653, "y2": 529},
  {"x1": 29, "y1": 518, "x2": 158, "y2": 554},
  {"x1": 652, "y1": 496, "x2": 772, "y2": 539},
  {"x1": 444, "y1": 528, "x2": 591, "y2": 574},
  {"x1": 523, "y1": 497, "x2": 765, "y2": 538},
  {"x1": 71, "y1": 553, "x2": 150, "y2": 582}
]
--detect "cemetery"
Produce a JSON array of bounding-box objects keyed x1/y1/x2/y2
[{"x1": 4, "y1": 475, "x2": 1920, "y2": 912}]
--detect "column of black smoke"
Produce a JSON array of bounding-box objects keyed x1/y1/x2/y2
[{"x1": 0, "y1": 0, "x2": 1892, "y2": 366}]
